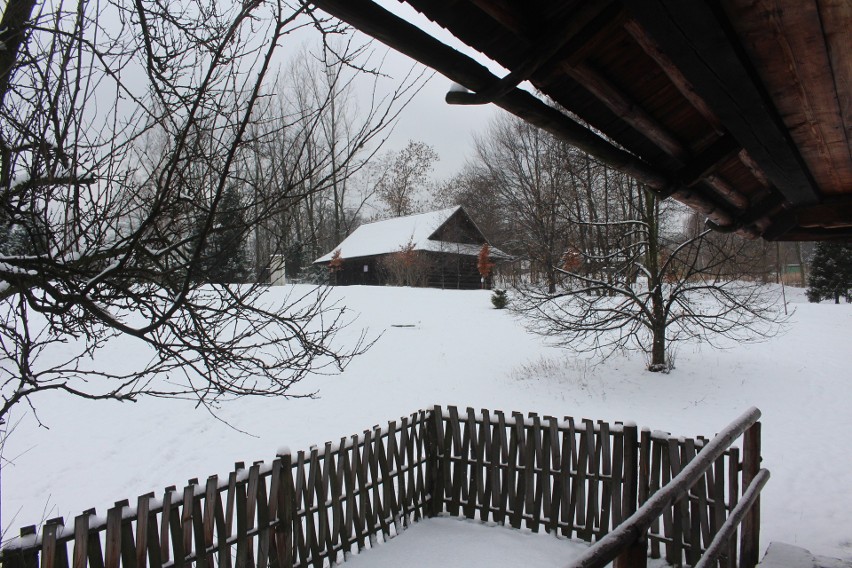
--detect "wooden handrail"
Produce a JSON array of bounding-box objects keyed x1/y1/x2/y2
[
  {"x1": 566, "y1": 407, "x2": 763, "y2": 568},
  {"x1": 694, "y1": 469, "x2": 770, "y2": 568}
]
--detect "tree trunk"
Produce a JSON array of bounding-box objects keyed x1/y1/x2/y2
[{"x1": 644, "y1": 189, "x2": 668, "y2": 372}]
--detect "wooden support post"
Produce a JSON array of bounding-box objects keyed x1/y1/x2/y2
[{"x1": 740, "y1": 422, "x2": 761, "y2": 568}]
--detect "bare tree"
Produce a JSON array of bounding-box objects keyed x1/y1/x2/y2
[
  {"x1": 374, "y1": 140, "x2": 438, "y2": 217},
  {"x1": 470, "y1": 116, "x2": 580, "y2": 292},
  {"x1": 0, "y1": 0, "x2": 427, "y2": 440},
  {"x1": 246, "y1": 44, "x2": 427, "y2": 280},
  {"x1": 515, "y1": 180, "x2": 788, "y2": 372}
]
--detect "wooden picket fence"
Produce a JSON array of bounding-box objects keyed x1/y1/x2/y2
[{"x1": 0, "y1": 405, "x2": 764, "y2": 568}]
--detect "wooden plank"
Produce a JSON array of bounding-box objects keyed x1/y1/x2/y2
[
  {"x1": 610, "y1": 425, "x2": 624, "y2": 528},
  {"x1": 599, "y1": 421, "x2": 613, "y2": 536},
  {"x1": 728, "y1": 448, "x2": 740, "y2": 568},
  {"x1": 446, "y1": 406, "x2": 465, "y2": 517},
  {"x1": 72, "y1": 514, "x2": 89, "y2": 568},
  {"x1": 545, "y1": 416, "x2": 562, "y2": 535},
  {"x1": 313, "y1": 446, "x2": 331, "y2": 564},
  {"x1": 214, "y1": 480, "x2": 231, "y2": 568},
  {"x1": 302, "y1": 448, "x2": 321, "y2": 568},
  {"x1": 560, "y1": 418, "x2": 576, "y2": 538},
  {"x1": 459, "y1": 409, "x2": 476, "y2": 520},
  {"x1": 509, "y1": 412, "x2": 526, "y2": 529},
  {"x1": 234, "y1": 481, "x2": 248, "y2": 568},
  {"x1": 40, "y1": 520, "x2": 58, "y2": 568},
  {"x1": 201, "y1": 479, "x2": 217, "y2": 568},
  {"x1": 621, "y1": 0, "x2": 819, "y2": 207},
  {"x1": 573, "y1": 420, "x2": 590, "y2": 540},
  {"x1": 104, "y1": 508, "x2": 122, "y2": 568},
  {"x1": 683, "y1": 439, "x2": 701, "y2": 566},
  {"x1": 468, "y1": 408, "x2": 488, "y2": 521},
  {"x1": 255, "y1": 471, "x2": 271, "y2": 568},
  {"x1": 181, "y1": 486, "x2": 193, "y2": 564},
  {"x1": 369, "y1": 427, "x2": 389, "y2": 537},
  {"x1": 495, "y1": 410, "x2": 511, "y2": 525},
  {"x1": 135, "y1": 495, "x2": 152, "y2": 568},
  {"x1": 582, "y1": 419, "x2": 598, "y2": 541},
  {"x1": 245, "y1": 466, "x2": 260, "y2": 568},
  {"x1": 527, "y1": 414, "x2": 543, "y2": 532},
  {"x1": 740, "y1": 422, "x2": 762, "y2": 568},
  {"x1": 355, "y1": 431, "x2": 373, "y2": 551},
  {"x1": 666, "y1": 438, "x2": 684, "y2": 565},
  {"x1": 480, "y1": 409, "x2": 496, "y2": 523},
  {"x1": 710, "y1": 455, "x2": 727, "y2": 568}
]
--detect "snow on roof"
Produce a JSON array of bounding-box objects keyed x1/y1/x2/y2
[{"x1": 315, "y1": 206, "x2": 499, "y2": 263}]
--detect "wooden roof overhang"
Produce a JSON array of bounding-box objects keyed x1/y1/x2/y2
[{"x1": 308, "y1": 0, "x2": 852, "y2": 241}]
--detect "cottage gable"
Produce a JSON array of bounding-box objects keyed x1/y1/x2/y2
[{"x1": 314, "y1": 206, "x2": 506, "y2": 289}]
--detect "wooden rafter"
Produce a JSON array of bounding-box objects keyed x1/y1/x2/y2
[{"x1": 621, "y1": 0, "x2": 820, "y2": 209}]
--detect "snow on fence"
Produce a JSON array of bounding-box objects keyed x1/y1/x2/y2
[{"x1": 0, "y1": 405, "x2": 764, "y2": 568}]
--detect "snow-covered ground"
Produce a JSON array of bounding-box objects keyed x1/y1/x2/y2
[{"x1": 2, "y1": 284, "x2": 851, "y2": 562}]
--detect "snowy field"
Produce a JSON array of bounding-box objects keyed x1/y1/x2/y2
[{"x1": 2, "y1": 284, "x2": 851, "y2": 562}]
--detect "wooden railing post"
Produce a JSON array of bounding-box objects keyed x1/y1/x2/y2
[{"x1": 740, "y1": 421, "x2": 761, "y2": 568}]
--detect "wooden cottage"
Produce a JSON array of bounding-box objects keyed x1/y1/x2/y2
[{"x1": 314, "y1": 206, "x2": 508, "y2": 289}]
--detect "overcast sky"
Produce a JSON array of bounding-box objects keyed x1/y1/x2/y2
[{"x1": 347, "y1": 1, "x2": 514, "y2": 182}]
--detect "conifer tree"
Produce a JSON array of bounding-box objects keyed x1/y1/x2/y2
[
  {"x1": 806, "y1": 242, "x2": 852, "y2": 303},
  {"x1": 199, "y1": 184, "x2": 250, "y2": 284}
]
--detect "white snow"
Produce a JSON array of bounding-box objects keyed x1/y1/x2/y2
[
  {"x1": 2, "y1": 284, "x2": 851, "y2": 563},
  {"x1": 313, "y1": 206, "x2": 507, "y2": 262}
]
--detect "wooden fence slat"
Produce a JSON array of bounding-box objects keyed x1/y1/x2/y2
[
  {"x1": 740, "y1": 422, "x2": 762, "y2": 568},
  {"x1": 599, "y1": 420, "x2": 613, "y2": 537},
  {"x1": 559, "y1": 418, "x2": 576, "y2": 538},
  {"x1": 611, "y1": 425, "x2": 624, "y2": 528},
  {"x1": 509, "y1": 412, "x2": 525, "y2": 530},
  {"x1": 478, "y1": 409, "x2": 493, "y2": 523},
  {"x1": 530, "y1": 415, "x2": 545, "y2": 533},
  {"x1": 200, "y1": 478, "x2": 217, "y2": 568},
  {"x1": 104, "y1": 508, "x2": 121, "y2": 568},
  {"x1": 523, "y1": 414, "x2": 537, "y2": 531},
  {"x1": 134, "y1": 495, "x2": 151, "y2": 568},
  {"x1": 73, "y1": 514, "x2": 89, "y2": 568},
  {"x1": 40, "y1": 520, "x2": 58, "y2": 568},
  {"x1": 369, "y1": 427, "x2": 390, "y2": 538},
  {"x1": 181, "y1": 485, "x2": 193, "y2": 564},
  {"x1": 684, "y1": 439, "x2": 702, "y2": 566},
  {"x1": 463, "y1": 408, "x2": 481, "y2": 521},
  {"x1": 245, "y1": 465, "x2": 260, "y2": 568},
  {"x1": 545, "y1": 416, "x2": 562, "y2": 535},
  {"x1": 255, "y1": 468, "x2": 271, "y2": 568},
  {"x1": 446, "y1": 406, "x2": 464, "y2": 517},
  {"x1": 356, "y1": 431, "x2": 373, "y2": 551},
  {"x1": 728, "y1": 447, "x2": 740, "y2": 568},
  {"x1": 495, "y1": 410, "x2": 510, "y2": 525}
]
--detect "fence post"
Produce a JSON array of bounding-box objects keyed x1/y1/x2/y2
[
  {"x1": 425, "y1": 405, "x2": 445, "y2": 518},
  {"x1": 614, "y1": 425, "x2": 646, "y2": 568},
  {"x1": 740, "y1": 421, "x2": 761, "y2": 568}
]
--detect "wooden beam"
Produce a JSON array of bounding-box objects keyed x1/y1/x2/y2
[
  {"x1": 465, "y1": 0, "x2": 531, "y2": 36},
  {"x1": 677, "y1": 134, "x2": 740, "y2": 186},
  {"x1": 562, "y1": 62, "x2": 688, "y2": 160},
  {"x1": 308, "y1": 0, "x2": 669, "y2": 190},
  {"x1": 704, "y1": 175, "x2": 750, "y2": 211},
  {"x1": 447, "y1": 2, "x2": 619, "y2": 105},
  {"x1": 623, "y1": 18, "x2": 723, "y2": 135},
  {"x1": 621, "y1": 0, "x2": 820, "y2": 207}
]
